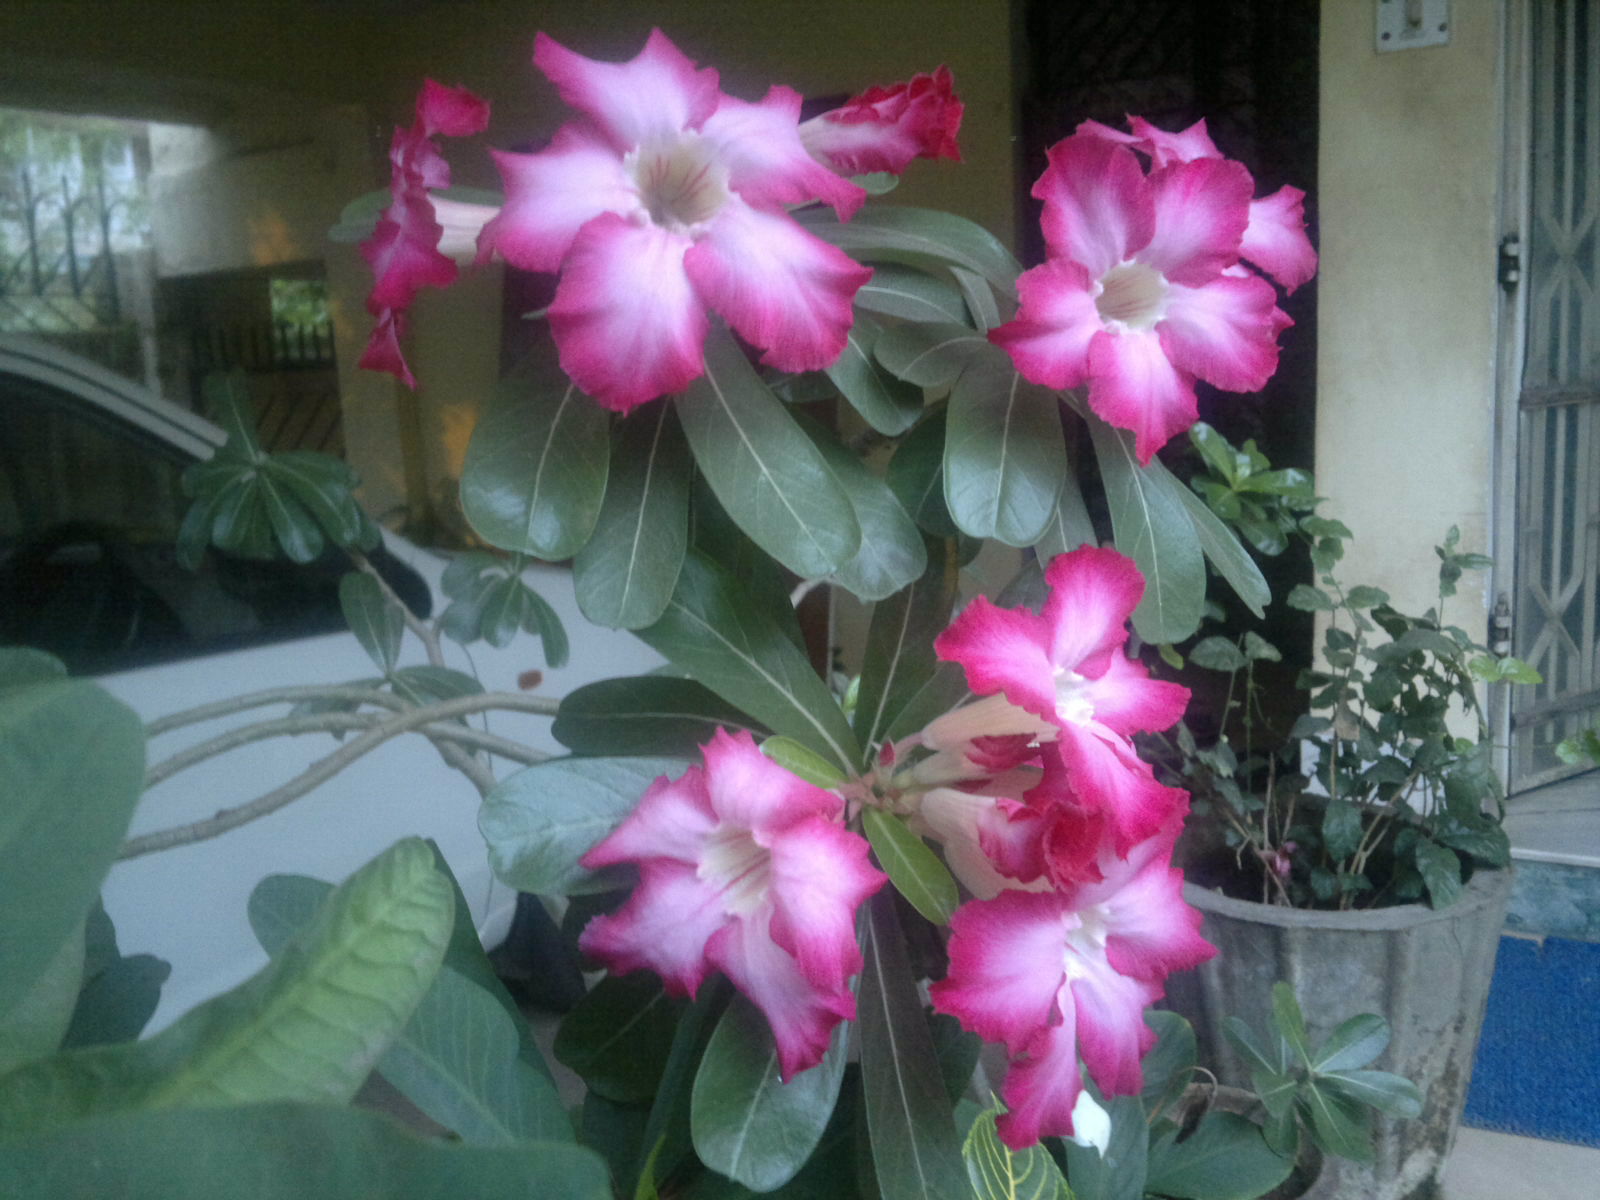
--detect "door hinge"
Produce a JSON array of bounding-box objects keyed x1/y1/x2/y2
[
  {"x1": 1491, "y1": 592, "x2": 1514, "y2": 656},
  {"x1": 1497, "y1": 235, "x2": 1521, "y2": 293}
]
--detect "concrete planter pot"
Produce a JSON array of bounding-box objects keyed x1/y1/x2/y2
[{"x1": 1164, "y1": 867, "x2": 1513, "y2": 1200}]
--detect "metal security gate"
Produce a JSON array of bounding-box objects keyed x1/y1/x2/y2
[{"x1": 1510, "y1": 1, "x2": 1600, "y2": 788}]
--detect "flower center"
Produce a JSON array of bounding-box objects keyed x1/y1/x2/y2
[
  {"x1": 698, "y1": 825, "x2": 772, "y2": 917},
  {"x1": 1094, "y1": 262, "x2": 1168, "y2": 332},
  {"x1": 628, "y1": 134, "x2": 730, "y2": 231},
  {"x1": 1061, "y1": 904, "x2": 1112, "y2": 980},
  {"x1": 1054, "y1": 669, "x2": 1095, "y2": 726}
]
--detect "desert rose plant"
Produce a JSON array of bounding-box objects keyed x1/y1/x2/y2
[{"x1": 2, "y1": 25, "x2": 1397, "y2": 1200}]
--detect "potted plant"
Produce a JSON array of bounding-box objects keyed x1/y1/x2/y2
[{"x1": 1148, "y1": 429, "x2": 1541, "y2": 1200}]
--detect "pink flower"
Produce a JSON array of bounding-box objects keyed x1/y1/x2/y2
[
  {"x1": 798, "y1": 67, "x2": 963, "y2": 176},
  {"x1": 578, "y1": 729, "x2": 886, "y2": 1079},
  {"x1": 930, "y1": 547, "x2": 1190, "y2": 852},
  {"x1": 476, "y1": 29, "x2": 878, "y2": 412},
  {"x1": 929, "y1": 819, "x2": 1215, "y2": 1149},
  {"x1": 990, "y1": 130, "x2": 1295, "y2": 464},
  {"x1": 1078, "y1": 117, "x2": 1317, "y2": 294},
  {"x1": 359, "y1": 80, "x2": 492, "y2": 388}
]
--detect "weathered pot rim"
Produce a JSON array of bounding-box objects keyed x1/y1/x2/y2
[{"x1": 1181, "y1": 865, "x2": 1512, "y2": 931}]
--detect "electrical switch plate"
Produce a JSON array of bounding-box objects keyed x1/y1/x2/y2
[{"x1": 1376, "y1": 0, "x2": 1450, "y2": 53}]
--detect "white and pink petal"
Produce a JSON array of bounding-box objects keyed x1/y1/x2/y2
[
  {"x1": 989, "y1": 258, "x2": 1102, "y2": 391},
  {"x1": 1039, "y1": 548, "x2": 1146, "y2": 681},
  {"x1": 478, "y1": 131, "x2": 637, "y2": 273},
  {"x1": 1035, "y1": 136, "x2": 1155, "y2": 279},
  {"x1": 765, "y1": 815, "x2": 883, "y2": 992},
  {"x1": 933, "y1": 596, "x2": 1059, "y2": 720},
  {"x1": 701, "y1": 88, "x2": 865, "y2": 220},
  {"x1": 930, "y1": 890, "x2": 1073, "y2": 1053},
  {"x1": 1084, "y1": 327, "x2": 1199, "y2": 465},
  {"x1": 1137, "y1": 157, "x2": 1252, "y2": 286},
  {"x1": 578, "y1": 859, "x2": 728, "y2": 995},
  {"x1": 1242, "y1": 185, "x2": 1318, "y2": 293},
  {"x1": 533, "y1": 29, "x2": 721, "y2": 152},
  {"x1": 1159, "y1": 272, "x2": 1287, "y2": 393}
]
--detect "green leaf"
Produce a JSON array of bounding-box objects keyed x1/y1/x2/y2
[
  {"x1": 1189, "y1": 637, "x2": 1248, "y2": 672},
  {"x1": 0, "y1": 838, "x2": 453, "y2": 1137},
  {"x1": 826, "y1": 317, "x2": 927, "y2": 436},
  {"x1": 1144, "y1": 1112, "x2": 1294, "y2": 1200},
  {"x1": 796, "y1": 412, "x2": 928, "y2": 601},
  {"x1": 943, "y1": 353, "x2": 1067, "y2": 547},
  {"x1": 858, "y1": 893, "x2": 969, "y2": 1200},
  {"x1": 637, "y1": 982, "x2": 729, "y2": 1193},
  {"x1": 461, "y1": 348, "x2": 611, "y2": 560},
  {"x1": 0, "y1": 679, "x2": 144, "y2": 1021},
  {"x1": 635, "y1": 554, "x2": 860, "y2": 773},
  {"x1": 1031, "y1": 459, "x2": 1096, "y2": 561},
  {"x1": 253, "y1": 470, "x2": 325, "y2": 563},
  {"x1": 339, "y1": 571, "x2": 404, "y2": 674},
  {"x1": 862, "y1": 809, "x2": 959, "y2": 925},
  {"x1": 1140, "y1": 1010, "x2": 1198, "y2": 1116},
  {"x1": 390, "y1": 665, "x2": 484, "y2": 704},
  {"x1": 0, "y1": 921, "x2": 83, "y2": 1074},
  {"x1": 853, "y1": 550, "x2": 965, "y2": 750},
  {"x1": 887, "y1": 410, "x2": 959, "y2": 537},
  {"x1": 854, "y1": 263, "x2": 973, "y2": 325},
  {"x1": 1088, "y1": 415, "x2": 1206, "y2": 643},
  {"x1": 691, "y1": 993, "x2": 849, "y2": 1192},
  {"x1": 480, "y1": 756, "x2": 687, "y2": 896},
  {"x1": 247, "y1": 869, "x2": 570, "y2": 1143},
  {"x1": 962, "y1": 1102, "x2": 1071, "y2": 1200},
  {"x1": 763, "y1": 735, "x2": 848, "y2": 788},
  {"x1": 1287, "y1": 585, "x2": 1335, "y2": 612},
  {"x1": 1171, "y1": 481, "x2": 1271, "y2": 618},
  {"x1": 554, "y1": 676, "x2": 766, "y2": 757},
  {"x1": 1270, "y1": 983, "x2": 1313, "y2": 1069},
  {"x1": 1313, "y1": 1014, "x2": 1390, "y2": 1073},
  {"x1": 1297, "y1": 1079, "x2": 1373, "y2": 1162},
  {"x1": 930, "y1": 1012, "x2": 982, "y2": 1104},
  {"x1": 1413, "y1": 839, "x2": 1464, "y2": 908},
  {"x1": 1318, "y1": 1069, "x2": 1424, "y2": 1118},
  {"x1": 60, "y1": 901, "x2": 170, "y2": 1049},
  {"x1": 0, "y1": 647, "x2": 66, "y2": 691},
  {"x1": 678, "y1": 329, "x2": 860, "y2": 579},
  {"x1": 1243, "y1": 632, "x2": 1281, "y2": 662},
  {"x1": 952, "y1": 265, "x2": 1005, "y2": 331},
  {"x1": 1320, "y1": 800, "x2": 1364, "y2": 861},
  {"x1": 556, "y1": 973, "x2": 686, "y2": 1105},
  {"x1": 0, "y1": 1102, "x2": 610, "y2": 1199},
  {"x1": 796, "y1": 205, "x2": 1022, "y2": 293},
  {"x1": 574, "y1": 403, "x2": 692, "y2": 630},
  {"x1": 1189, "y1": 423, "x2": 1240, "y2": 485},
  {"x1": 875, "y1": 321, "x2": 993, "y2": 390},
  {"x1": 1344, "y1": 585, "x2": 1390, "y2": 610},
  {"x1": 1062, "y1": 1093, "x2": 1148, "y2": 1200}
]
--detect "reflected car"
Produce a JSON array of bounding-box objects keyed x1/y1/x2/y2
[{"x1": 0, "y1": 333, "x2": 658, "y2": 1030}]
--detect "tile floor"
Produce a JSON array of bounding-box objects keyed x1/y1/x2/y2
[{"x1": 1445, "y1": 1127, "x2": 1600, "y2": 1200}]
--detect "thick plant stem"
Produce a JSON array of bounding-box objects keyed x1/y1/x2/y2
[{"x1": 146, "y1": 684, "x2": 402, "y2": 736}]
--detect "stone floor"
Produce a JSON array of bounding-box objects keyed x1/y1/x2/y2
[{"x1": 1445, "y1": 1127, "x2": 1600, "y2": 1200}]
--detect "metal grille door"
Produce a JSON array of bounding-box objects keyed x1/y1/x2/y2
[{"x1": 1513, "y1": 1, "x2": 1600, "y2": 787}]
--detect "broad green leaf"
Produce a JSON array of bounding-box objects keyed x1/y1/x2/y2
[
  {"x1": 0, "y1": 838, "x2": 453, "y2": 1137},
  {"x1": 944, "y1": 354, "x2": 1067, "y2": 547},
  {"x1": 390, "y1": 665, "x2": 484, "y2": 704},
  {"x1": 797, "y1": 412, "x2": 927, "y2": 600},
  {"x1": 1031, "y1": 458, "x2": 1096, "y2": 561},
  {"x1": 554, "y1": 676, "x2": 766, "y2": 757},
  {"x1": 858, "y1": 893, "x2": 969, "y2": 1200},
  {"x1": 962, "y1": 1103, "x2": 1071, "y2": 1200},
  {"x1": 1223, "y1": 1015, "x2": 1285, "y2": 1076},
  {"x1": 875, "y1": 321, "x2": 992, "y2": 390},
  {"x1": 1061, "y1": 1093, "x2": 1148, "y2": 1200},
  {"x1": 1312, "y1": 1013, "x2": 1390, "y2": 1072},
  {"x1": 636, "y1": 554, "x2": 860, "y2": 773},
  {"x1": 461, "y1": 349, "x2": 611, "y2": 559},
  {"x1": 952, "y1": 265, "x2": 1004, "y2": 331},
  {"x1": 826, "y1": 319, "x2": 927, "y2": 436},
  {"x1": 60, "y1": 901, "x2": 170, "y2": 1049},
  {"x1": 862, "y1": 809, "x2": 958, "y2": 924},
  {"x1": 339, "y1": 571, "x2": 404, "y2": 674},
  {"x1": 1286, "y1": 584, "x2": 1335, "y2": 612},
  {"x1": 1140, "y1": 1010, "x2": 1197, "y2": 1116},
  {"x1": 1319, "y1": 800, "x2": 1363, "y2": 861},
  {"x1": 574, "y1": 403, "x2": 692, "y2": 629},
  {"x1": 0, "y1": 1101, "x2": 610, "y2": 1199},
  {"x1": 1271, "y1": 982, "x2": 1312, "y2": 1068},
  {"x1": 266, "y1": 451, "x2": 370, "y2": 548},
  {"x1": 0, "y1": 646, "x2": 66, "y2": 691},
  {"x1": 0, "y1": 921, "x2": 83, "y2": 1074},
  {"x1": 887, "y1": 409, "x2": 959, "y2": 537},
  {"x1": 0, "y1": 679, "x2": 144, "y2": 1020},
  {"x1": 637, "y1": 982, "x2": 729, "y2": 1194},
  {"x1": 678, "y1": 329, "x2": 860, "y2": 579},
  {"x1": 1297, "y1": 1079, "x2": 1373, "y2": 1162},
  {"x1": 1318, "y1": 1069, "x2": 1423, "y2": 1118},
  {"x1": 762, "y1": 735, "x2": 848, "y2": 788},
  {"x1": 480, "y1": 756, "x2": 687, "y2": 896},
  {"x1": 1171, "y1": 481, "x2": 1271, "y2": 618},
  {"x1": 1252, "y1": 1069, "x2": 1299, "y2": 1120},
  {"x1": 796, "y1": 206, "x2": 1022, "y2": 293},
  {"x1": 254, "y1": 470, "x2": 325, "y2": 563},
  {"x1": 1189, "y1": 637, "x2": 1248, "y2": 672},
  {"x1": 853, "y1": 549, "x2": 964, "y2": 750},
  {"x1": 691, "y1": 993, "x2": 850, "y2": 1192},
  {"x1": 1188, "y1": 423, "x2": 1239, "y2": 484},
  {"x1": 556, "y1": 973, "x2": 686, "y2": 1105},
  {"x1": 1413, "y1": 838, "x2": 1464, "y2": 908},
  {"x1": 854, "y1": 263, "x2": 971, "y2": 325},
  {"x1": 1087, "y1": 416, "x2": 1206, "y2": 643},
  {"x1": 583, "y1": 1093, "x2": 654, "y2": 1190},
  {"x1": 930, "y1": 1012, "x2": 982, "y2": 1104},
  {"x1": 1144, "y1": 1112, "x2": 1294, "y2": 1200}
]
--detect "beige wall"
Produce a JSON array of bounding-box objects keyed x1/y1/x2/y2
[{"x1": 1316, "y1": 1, "x2": 1504, "y2": 616}]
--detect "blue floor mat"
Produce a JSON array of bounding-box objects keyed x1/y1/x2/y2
[{"x1": 1463, "y1": 935, "x2": 1600, "y2": 1148}]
